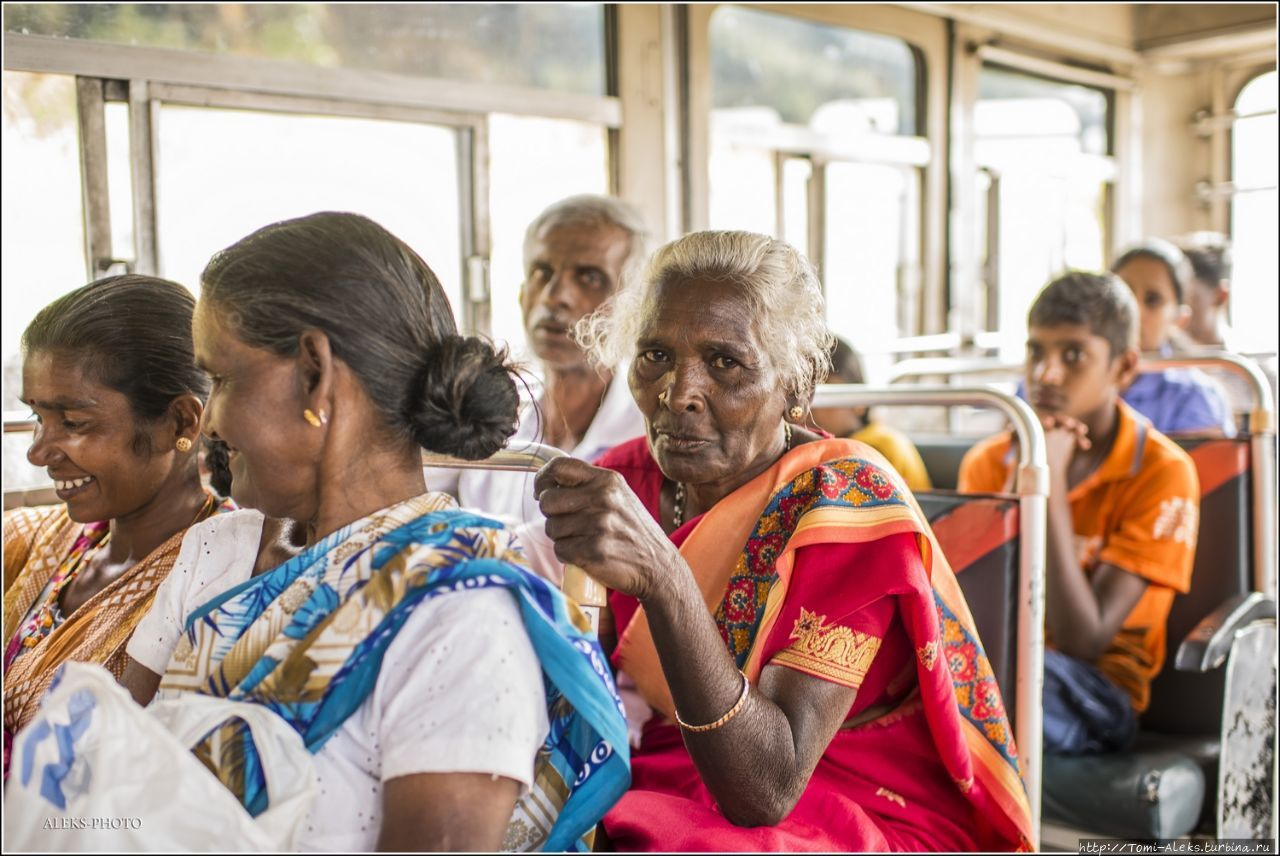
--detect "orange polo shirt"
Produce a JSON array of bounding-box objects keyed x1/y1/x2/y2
[{"x1": 957, "y1": 400, "x2": 1199, "y2": 712}]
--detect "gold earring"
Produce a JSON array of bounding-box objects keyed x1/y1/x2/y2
[
  {"x1": 658, "y1": 391, "x2": 669, "y2": 405},
  {"x1": 303, "y1": 408, "x2": 326, "y2": 428},
  {"x1": 175, "y1": 437, "x2": 193, "y2": 453},
  {"x1": 788, "y1": 405, "x2": 804, "y2": 421}
]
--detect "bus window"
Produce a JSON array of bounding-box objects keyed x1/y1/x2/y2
[
  {"x1": 708, "y1": 5, "x2": 917, "y2": 136},
  {"x1": 2, "y1": 4, "x2": 607, "y2": 97},
  {"x1": 976, "y1": 65, "x2": 1112, "y2": 362},
  {"x1": 824, "y1": 161, "x2": 921, "y2": 360},
  {"x1": 707, "y1": 5, "x2": 926, "y2": 358},
  {"x1": 1, "y1": 71, "x2": 84, "y2": 412},
  {"x1": 1230, "y1": 69, "x2": 1278, "y2": 355},
  {"x1": 153, "y1": 104, "x2": 466, "y2": 322},
  {"x1": 780, "y1": 157, "x2": 811, "y2": 253},
  {"x1": 486, "y1": 114, "x2": 610, "y2": 359}
]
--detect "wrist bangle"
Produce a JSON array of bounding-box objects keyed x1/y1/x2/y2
[{"x1": 674, "y1": 669, "x2": 751, "y2": 733}]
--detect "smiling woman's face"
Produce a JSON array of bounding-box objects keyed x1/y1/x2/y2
[
  {"x1": 193, "y1": 301, "x2": 322, "y2": 521},
  {"x1": 628, "y1": 278, "x2": 790, "y2": 491},
  {"x1": 22, "y1": 351, "x2": 175, "y2": 524}
]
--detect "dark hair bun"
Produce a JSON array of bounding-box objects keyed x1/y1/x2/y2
[{"x1": 408, "y1": 336, "x2": 520, "y2": 460}]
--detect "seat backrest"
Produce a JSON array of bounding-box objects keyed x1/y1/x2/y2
[
  {"x1": 1140, "y1": 437, "x2": 1253, "y2": 736},
  {"x1": 913, "y1": 437, "x2": 983, "y2": 491},
  {"x1": 917, "y1": 490, "x2": 1021, "y2": 726}
]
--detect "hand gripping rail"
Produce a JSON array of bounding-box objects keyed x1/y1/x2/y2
[
  {"x1": 420, "y1": 442, "x2": 608, "y2": 633},
  {"x1": 812, "y1": 383, "x2": 1048, "y2": 845}
]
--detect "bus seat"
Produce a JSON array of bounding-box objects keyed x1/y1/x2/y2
[
  {"x1": 917, "y1": 491, "x2": 1020, "y2": 724},
  {"x1": 1041, "y1": 434, "x2": 1277, "y2": 842},
  {"x1": 912, "y1": 436, "x2": 979, "y2": 491},
  {"x1": 1143, "y1": 439, "x2": 1251, "y2": 736}
]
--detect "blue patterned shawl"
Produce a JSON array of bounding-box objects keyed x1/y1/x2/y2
[{"x1": 160, "y1": 493, "x2": 629, "y2": 851}]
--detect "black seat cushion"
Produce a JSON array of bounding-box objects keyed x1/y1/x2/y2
[
  {"x1": 1042, "y1": 748, "x2": 1206, "y2": 839},
  {"x1": 913, "y1": 437, "x2": 982, "y2": 491},
  {"x1": 1142, "y1": 438, "x2": 1251, "y2": 736}
]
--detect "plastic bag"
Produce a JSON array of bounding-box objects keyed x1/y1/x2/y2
[{"x1": 3, "y1": 662, "x2": 316, "y2": 852}]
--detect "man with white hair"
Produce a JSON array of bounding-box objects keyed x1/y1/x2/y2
[{"x1": 429, "y1": 195, "x2": 648, "y2": 581}]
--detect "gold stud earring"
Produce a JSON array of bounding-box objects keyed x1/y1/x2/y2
[
  {"x1": 788, "y1": 405, "x2": 804, "y2": 421},
  {"x1": 658, "y1": 391, "x2": 669, "y2": 405},
  {"x1": 175, "y1": 437, "x2": 193, "y2": 453},
  {"x1": 303, "y1": 408, "x2": 327, "y2": 428}
]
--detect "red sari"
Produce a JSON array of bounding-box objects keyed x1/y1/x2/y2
[{"x1": 596, "y1": 437, "x2": 1033, "y2": 852}]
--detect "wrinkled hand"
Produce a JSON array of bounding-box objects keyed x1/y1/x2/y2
[
  {"x1": 1040, "y1": 414, "x2": 1091, "y2": 476},
  {"x1": 534, "y1": 457, "x2": 684, "y2": 602}
]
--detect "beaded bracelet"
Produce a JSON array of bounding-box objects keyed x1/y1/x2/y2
[{"x1": 674, "y1": 669, "x2": 751, "y2": 733}]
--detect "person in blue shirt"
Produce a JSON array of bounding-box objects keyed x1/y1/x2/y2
[{"x1": 1110, "y1": 239, "x2": 1236, "y2": 437}]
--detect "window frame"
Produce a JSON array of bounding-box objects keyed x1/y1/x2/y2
[
  {"x1": 686, "y1": 3, "x2": 948, "y2": 337},
  {"x1": 950, "y1": 31, "x2": 1135, "y2": 356},
  {"x1": 3, "y1": 28, "x2": 624, "y2": 337}
]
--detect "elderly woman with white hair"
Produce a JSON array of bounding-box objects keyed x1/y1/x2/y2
[{"x1": 534, "y1": 231, "x2": 1033, "y2": 851}]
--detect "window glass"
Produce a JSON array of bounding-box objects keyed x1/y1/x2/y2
[
  {"x1": 780, "y1": 158, "x2": 811, "y2": 252},
  {"x1": 2, "y1": 71, "x2": 84, "y2": 490},
  {"x1": 1231, "y1": 70, "x2": 1278, "y2": 353},
  {"x1": 823, "y1": 161, "x2": 921, "y2": 372},
  {"x1": 486, "y1": 114, "x2": 609, "y2": 362},
  {"x1": 708, "y1": 126, "x2": 775, "y2": 234},
  {"x1": 977, "y1": 64, "x2": 1111, "y2": 360},
  {"x1": 154, "y1": 105, "x2": 464, "y2": 321},
  {"x1": 4, "y1": 4, "x2": 607, "y2": 96},
  {"x1": 710, "y1": 5, "x2": 918, "y2": 135},
  {"x1": 104, "y1": 101, "x2": 135, "y2": 264},
  {"x1": 977, "y1": 65, "x2": 1109, "y2": 157}
]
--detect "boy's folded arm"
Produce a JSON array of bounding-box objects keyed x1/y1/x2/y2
[{"x1": 1043, "y1": 484, "x2": 1150, "y2": 662}]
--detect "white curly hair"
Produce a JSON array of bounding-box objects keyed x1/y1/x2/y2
[{"x1": 575, "y1": 230, "x2": 834, "y2": 400}]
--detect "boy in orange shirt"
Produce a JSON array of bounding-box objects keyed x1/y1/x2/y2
[{"x1": 959, "y1": 272, "x2": 1199, "y2": 754}]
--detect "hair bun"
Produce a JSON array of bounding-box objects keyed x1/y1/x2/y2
[{"x1": 408, "y1": 336, "x2": 520, "y2": 460}]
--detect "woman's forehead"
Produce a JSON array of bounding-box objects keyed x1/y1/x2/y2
[
  {"x1": 640, "y1": 278, "x2": 760, "y2": 345},
  {"x1": 22, "y1": 350, "x2": 116, "y2": 408}
]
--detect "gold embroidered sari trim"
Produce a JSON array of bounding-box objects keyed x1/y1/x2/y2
[{"x1": 771, "y1": 606, "x2": 881, "y2": 688}]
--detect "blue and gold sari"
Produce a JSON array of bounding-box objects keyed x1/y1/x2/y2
[{"x1": 159, "y1": 493, "x2": 629, "y2": 851}]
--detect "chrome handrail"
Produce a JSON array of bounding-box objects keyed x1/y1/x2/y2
[
  {"x1": 813, "y1": 383, "x2": 1047, "y2": 845},
  {"x1": 887, "y1": 356, "x2": 1022, "y2": 384}
]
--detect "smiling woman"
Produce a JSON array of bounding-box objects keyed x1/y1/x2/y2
[{"x1": 2, "y1": 274, "x2": 235, "y2": 779}]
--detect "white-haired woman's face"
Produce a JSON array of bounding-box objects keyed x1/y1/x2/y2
[{"x1": 629, "y1": 278, "x2": 789, "y2": 490}]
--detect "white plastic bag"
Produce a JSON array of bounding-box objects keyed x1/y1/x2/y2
[{"x1": 4, "y1": 662, "x2": 316, "y2": 852}]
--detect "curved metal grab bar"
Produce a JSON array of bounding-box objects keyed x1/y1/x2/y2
[
  {"x1": 888, "y1": 356, "x2": 1023, "y2": 384},
  {"x1": 813, "y1": 384, "x2": 1048, "y2": 494},
  {"x1": 813, "y1": 384, "x2": 1047, "y2": 844},
  {"x1": 888, "y1": 353, "x2": 1275, "y2": 426},
  {"x1": 421, "y1": 442, "x2": 607, "y2": 632},
  {"x1": 880, "y1": 352, "x2": 1278, "y2": 599},
  {"x1": 1139, "y1": 353, "x2": 1275, "y2": 432}
]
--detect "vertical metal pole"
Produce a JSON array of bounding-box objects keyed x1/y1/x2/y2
[
  {"x1": 1250, "y1": 427, "x2": 1277, "y2": 599},
  {"x1": 457, "y1": 120, "x2": 492, "y2": 338},
  {"x1": 1016, "y1": 481, "x2": 1048, "y2": 847},
  {"x1": 75, "y1": 78, "x2": 113, "y2": 280},
  {"x1": 128, "y1": 80, "x2": 159, "y2": 276}
]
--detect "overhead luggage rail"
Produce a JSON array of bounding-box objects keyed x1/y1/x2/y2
[{"x1": 812, "y1": 383, "x2": 1048, "y2": 844}]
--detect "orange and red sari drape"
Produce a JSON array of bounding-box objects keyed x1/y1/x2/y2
[{"x1": 597, "y1": 437, "x2": 1033, "y2": 852}]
